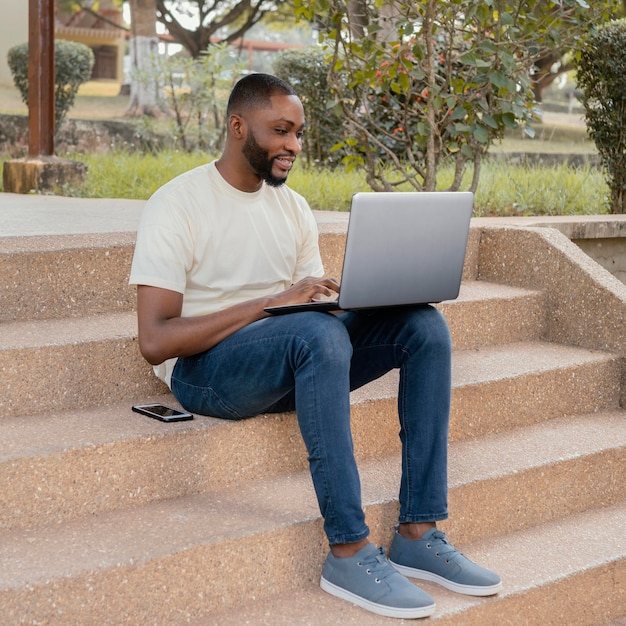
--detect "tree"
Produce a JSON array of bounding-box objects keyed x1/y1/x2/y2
[
  {"x1": 530, "y1": 1, "x2": 622, "y2": 101},
  {"x1": 155, "y1": 0, "x2": 292, "y2": 59},
  {"x1": 295, "y1": 0, "x2": 622, "y2": 193},
  {"x1": 577, "y1": 19, "x2": 626, "y2": 213},
  {"x1": 274, "y1": 47, "x2": 344, "y2": 166},
  {"x1": 125, "y1": 0, "x2": 160, "y2": 117},
  {"x1": 57, "y1": 0, "x2": 125, "y2": 27}
]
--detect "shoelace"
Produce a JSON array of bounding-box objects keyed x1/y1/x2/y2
[
  {"x1": 357, "y1": 547, "x2": 396, "y2": 583},
  {"x1": 425, "y1": 530, "x2": 464, "y2": 562}
]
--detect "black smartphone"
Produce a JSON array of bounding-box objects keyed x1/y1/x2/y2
[{"x1": 132, "y1": 403, "x2": 194, "y2": 422}]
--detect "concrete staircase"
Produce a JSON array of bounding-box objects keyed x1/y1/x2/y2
[{"x1": 1, "y1": 212, "x2": 625, "y2": 625}]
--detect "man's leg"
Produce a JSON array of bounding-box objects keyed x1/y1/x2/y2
[
  {"x1": 318, "y1": 306, "x2": 450, "y2": 618},
  {"x1": 171, "y1": 311, "x2": 437, "y2": 618},
  {"x1": 340, "y1": 307, "x2": 502, "y2": 597},
  {"x1": 170, "y1": 311, "x2": 368, "y2": 545},
  {"x1": 340, "y1": 305, "x2": 451, "y2": 524}
]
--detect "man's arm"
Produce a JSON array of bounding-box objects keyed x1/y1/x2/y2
[{"x1": 136, "y1": 276, "x2": 340, "y2": 366}]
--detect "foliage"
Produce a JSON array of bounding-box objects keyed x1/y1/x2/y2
[
  {"x1": 577, "y1": 18, "x2": 626, "y2": 213},
  {"x1": 7, "y1": 40, "x2": 95, "y2": 129},
  {"x1": 530, "y1": 0, "x2": 622, "y2": 101},
  {"x1": 52, "y1": 148, "x2": 608, "y2": 218},
  {"x1": 155, "y1": 0, "x2": 292, "y2": 59},
  {"x1": 471, "y1": 159, "x2": 607, "y2": 217},
  {"x1": 57, "y1": 0, "x2": 124, "y2": 14},
  {"x1": 294, "y1": 0, "x2": 620, "y2": 195},
  {"x1": 135, "y1": 43, "x2": 245, "y2": 152},
  {"x1": 273, "y1": 47, "x2": 345, "y2": 167}
]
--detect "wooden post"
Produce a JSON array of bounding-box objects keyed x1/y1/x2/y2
[{"x1": 28, "y1": 0, "x2": 55, "y2": 157}]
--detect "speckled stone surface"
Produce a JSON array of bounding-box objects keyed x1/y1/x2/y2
[
  {"x1": 0, "y1": 233, "x2": 137, "y2": 322},
  {"x1": 0, "y1": 312, "x2": 166, "y2": 417},
  {"x1": 0, "y1": 194, "x2": 625, "y2": 625},
  {"x1": 1, "y1": 345, "x2": 621, "y2": 533}
]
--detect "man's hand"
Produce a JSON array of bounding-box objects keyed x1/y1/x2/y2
[
  {"x1": 136, "y1": 276, "x2": 340, "y2": 366},
  {"x1": 265, "y1": 276, "x2": 340, "y2": 307}
]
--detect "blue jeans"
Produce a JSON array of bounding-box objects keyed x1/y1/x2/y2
[{"x1": 171, "y1": 306, "x2": 451, "y2": 546}]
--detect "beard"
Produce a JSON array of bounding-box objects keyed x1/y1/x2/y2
[{"x1": 242, "y1": 129, "x2": 289, "y2": 188}]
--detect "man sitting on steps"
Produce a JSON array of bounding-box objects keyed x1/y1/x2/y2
[{"x1": 129, "y1": 72, "x2": 502, "y2": 619}]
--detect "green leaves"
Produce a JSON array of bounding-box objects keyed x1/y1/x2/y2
[
  {"x1": 7, "y1": 40, "x2": 94, "y2": 128},
  {"x1": 292, "y1": 0, "x2": 620, "y2": 192},
  {"x1": 577, "y1": 18, "x2": 626, "y2": 212}
]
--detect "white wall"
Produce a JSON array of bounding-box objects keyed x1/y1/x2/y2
[{"x1": 0, "y1": 0, "x2": 28, "y2": 86}]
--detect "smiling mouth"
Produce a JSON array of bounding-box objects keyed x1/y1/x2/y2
[{"x1": 274, "y1": 156, "x2": 294, "y2": 170}]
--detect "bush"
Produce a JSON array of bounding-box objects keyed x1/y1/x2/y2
[
  {"x1": 148, "y1": 43, "x2": 243, "y2": 153},
  {"x1": 577, "y1": 19, "x2": 626, "y2": 213},
  {"x1": 7, "y1": 39, "x2": 95, "y2": 129},
  {"x1": 273, "y1": 47, "x2": 344, "y2": 168}
]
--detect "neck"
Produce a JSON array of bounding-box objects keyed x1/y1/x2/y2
[{"x1": 215, "y1": 153, "x2": 263, "y2": 193}]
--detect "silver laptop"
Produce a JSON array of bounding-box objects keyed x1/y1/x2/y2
[{"x1": 264, "y1": 191, "x2": 473, "y2": 314}]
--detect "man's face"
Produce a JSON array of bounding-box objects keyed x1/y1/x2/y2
[
  {"x1": 241, "y1": 95, "x2": 305, "y2": 187},
  {"x1": 242, "y1": 128, "x2": 287, "y2": 188}
]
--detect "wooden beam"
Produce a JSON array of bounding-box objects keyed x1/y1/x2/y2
[{"x1": 28, "y1": 0, "x2": 55, "y2": 156}]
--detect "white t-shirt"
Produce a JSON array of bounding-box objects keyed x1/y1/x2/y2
[{"x1": 129, "y1": 160, "x2": 325, "y2": 386}]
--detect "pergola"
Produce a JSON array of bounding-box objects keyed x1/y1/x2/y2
[{"x1": 29, "y1": 0, "x2": 55, "y2": 157}]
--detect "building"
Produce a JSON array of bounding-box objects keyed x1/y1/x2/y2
[
  {"x1": 55, "y1": 0, "x2": 126, "y2": 85},
  {"x1": 0, "y1": 1, "x2": 126, "y2": 88}
]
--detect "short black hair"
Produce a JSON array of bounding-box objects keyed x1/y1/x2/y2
[{"x1": 226, "y1": 73, "x2": 298, "y2": 116}]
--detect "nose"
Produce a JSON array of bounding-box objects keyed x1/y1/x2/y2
[{"x1": 285, "y1": 132, "x2": 302, "y2": 155}]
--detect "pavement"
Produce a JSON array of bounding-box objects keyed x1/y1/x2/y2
[
  {"x1": 3, "y1": 189, "x2": 626, "y2": 243},
  {"x1": 0, "y1": 191, "x2": 352, "y2": 240},
  {"x1": 0, "y1": 192, "x2": 146, "y2": 238}
]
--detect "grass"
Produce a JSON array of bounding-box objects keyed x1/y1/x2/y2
[
  {"x1": 60, "y1": 149, "x2": 609, "y2": 216},
  {"x1": 493, "y1": 121, "x2": 596, "y2": 155},
  {"x1": 69, "y1": 150, "x2": 214, "y2": 199},
  {"x1": 0, "y1": 81, "x2": 130, "y2": 119},
  {"x1": 471, "y1": 160, "x2": 608, "y2": 216}
]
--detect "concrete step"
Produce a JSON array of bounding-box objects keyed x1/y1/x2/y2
[
  {"x1": 438, "y1": 280, "x2": 546, "y2": 350},
  {"x1": 2, "y1": 211, "x2": 624, "y2": 624},
  {"x1": 0, "y1": 232, "x2": 137, "y2": 322},
  {"x1": 0, "y1": 341, "x2": 620, "y2": 532},
  {"x1": 1, "y1": 411, "x2": 624, "y2": 624},
  {"x1": 201, "y1": 503, "x2": 626, "y2": 626},
  {"x1": 0, "y1": 281, "x2": 545, "y2": 418},
  {"x1": 0, "y1": 225, "x2": 481, "y2": 322},
  {"x1": 0, "y1": 311, "x2": 166, "y2": 418}
]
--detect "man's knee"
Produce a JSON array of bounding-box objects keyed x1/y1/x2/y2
[
  {"x1": 292, "y1": 313, "x2": 353, "y2": 362},
  {"x1": 408, "y1": 307, "x2": 452, "y2": 354}
]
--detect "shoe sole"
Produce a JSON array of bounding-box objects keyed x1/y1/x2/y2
[
  {"x1": 320, "y1": 576, "x2": 436, "y2": 619},
  {"x1": 389, "y1": 561, "x2": 503, "y2": 597}
]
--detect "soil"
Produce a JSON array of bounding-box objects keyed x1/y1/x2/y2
[{"x1": 0, "y1": 81, "x2": 130, "y2": 120}]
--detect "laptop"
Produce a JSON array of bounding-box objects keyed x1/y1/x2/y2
[{"x1": 264, "y1": 191, "x2": 473, "y2": 315}]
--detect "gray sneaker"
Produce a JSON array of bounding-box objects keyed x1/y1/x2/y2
[
  {"x1": 389, "y1": 527, "x2": 502, "y2": 597},
  {"x1": 320, "y1": 543, "x2": 436, "y2": 619}
]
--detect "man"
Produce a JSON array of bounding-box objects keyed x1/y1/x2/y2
[{"x1": 129, "y1": 73, "x2": 501, "y2": 619}]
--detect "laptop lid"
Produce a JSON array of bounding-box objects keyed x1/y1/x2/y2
[
  {"x1": 264, "y1": 190, "x2": 473, "y2": 314},
  {"x1": 336, "y1": 191, "x2": 473, "y2": 309}
]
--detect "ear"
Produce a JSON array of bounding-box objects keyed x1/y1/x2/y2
[{"x1": 228, "y1": 113, "x2": 246, "y2": 140}]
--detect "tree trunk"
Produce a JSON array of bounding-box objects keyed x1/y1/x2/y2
[
  {"x1": 347, "y1": 0, "x2": 367, "y2": 39},
  {"x1": 423, "y1": 0, "x2": 438, "y2": 191},
  {"x1": 125, "y1": 0, "x2": 159, "y2": 117}
]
